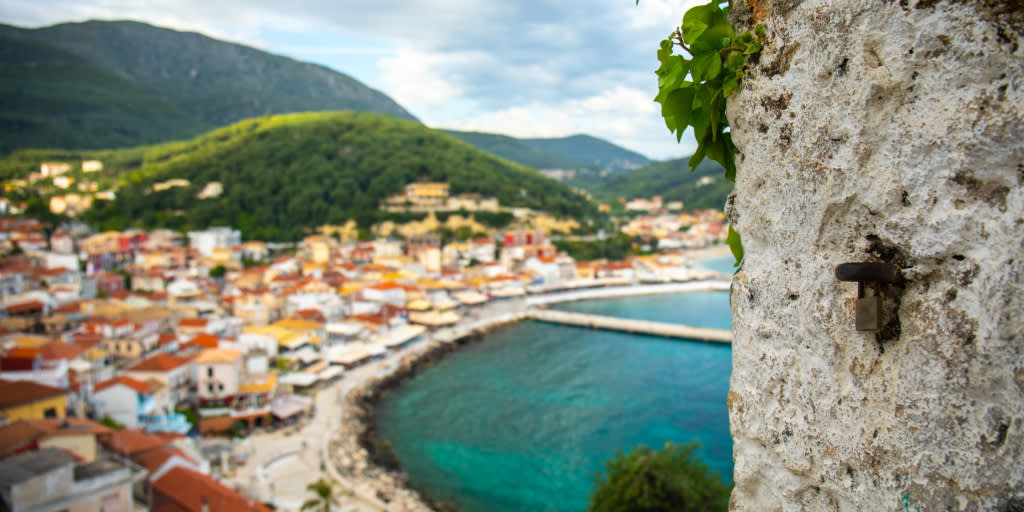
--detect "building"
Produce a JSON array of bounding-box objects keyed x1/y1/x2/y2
[
  {"x1": 0, "y1": 417, "x2": 111, "y2": 462},
  {"x1": 122, "y1": 354, "x2": 193, "y2": 406},
  {"x1": 0, "y1": 378, "x2": 66, "y2": 422},
  {"x1": 405, "y1": 182, "x2": 450, "y2": 206},
  {"x1": 187, "y1": 228, "x2": 241, "y2": 258},
  {"x1": 0, "y1": 448, "x2": 143, "y2": 512}
]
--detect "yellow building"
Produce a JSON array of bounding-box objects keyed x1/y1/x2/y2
[
  {"x1": 405, "y1": 182, "x2": 450, "y2": 206},
  {"x1": 0, "y1": 379, "x2": 67, "y2": 421}
]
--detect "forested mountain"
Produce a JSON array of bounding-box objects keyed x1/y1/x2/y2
[
  {"x1": 442, "y1": 130, "x2": 650, "y2": 171},
  {"x1": 521, "y1": 134, "x2": 651, "y2": 171},
  {"x1": 0, "y1": 20, "x2": 416, "y2": 153},
  {"x1": 0, "y1": 112, "x2": 596, "y2": 241},
  {"x1": 441, "y1": 129, "x2": 587, "y2": 170},
  {"x1": 586, "y1": 158, "x2": 732, "y2": 211},
  {"x1": 0, "y1": 34, "x2": 209, "y2": 153}
]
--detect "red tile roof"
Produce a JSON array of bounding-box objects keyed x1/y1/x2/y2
[
  {"x1": 156, "y1": 333, "x2": 178, "y2": 346},
  {"x1": 102, "y1": 428, "x2": 170, "y2": 456},
  {"x1": 38, "y1": 342, "x2": 86, "y2": 361},
  {"x1": 0, "y1": 379, "x2": 66, "y2": 409},
  {"x1": 177, "y1": 318, "x2": 208, "y2": 328},
  {"x1": 188, "y1": 333, "x2": 220, "y2": 349},
  {"x1": 94, "y1": 376, "x2": 152, "y2": 395},
  {"x1": 153, "y1": 467, "x2": 272, "y2": 512},
  {"x1": 125, "y1": 353, "x2": 190, "y2": 373},
  {"x1": 4, "y1": 301, "x2": 44, "y2": 314},
  {"x1": 132, "y1": 445, "x2": 196, "y2": 474},
  {"x1": 0, "y1": 418, "x2": 111, "y2": 456}
]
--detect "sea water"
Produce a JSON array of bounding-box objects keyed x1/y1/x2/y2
[{"x1": 375, "y1": 288, "x2": 733, "y2": 512}]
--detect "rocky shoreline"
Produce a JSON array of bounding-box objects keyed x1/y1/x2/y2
[{"x1": 329, "y1": 316, "x2": 524, "y2": 512}]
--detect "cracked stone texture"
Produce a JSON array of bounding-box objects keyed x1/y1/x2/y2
[{"x1": 725, "y1": 0, "x2": 1024, "y2": 510}]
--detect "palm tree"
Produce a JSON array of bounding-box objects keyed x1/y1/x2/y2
[{"x1": 301, "y1": 478, "x2": 338, "y2": 512}]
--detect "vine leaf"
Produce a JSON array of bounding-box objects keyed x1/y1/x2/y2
[{"x1": 726, "y1": 224, "x2": 744, "y2": 267}]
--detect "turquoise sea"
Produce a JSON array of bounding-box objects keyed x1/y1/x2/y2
[{"x1": 375, "y1": 256, "x2": 734, "y2": 512}]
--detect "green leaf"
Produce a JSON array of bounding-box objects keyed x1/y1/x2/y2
[
  {"x1": 688, "y1": 145, "x2": 706, "y2": 172},
  {"x1": 691, "y1": 52, "x2": 721, "y2": 82},
  {"x1": 744, "y1": 41, "x2": 762, "y2": 55},
  {"x1": 755, "y1": 24, "x2": 767, "y2": 38},
  {"x1": 662, "y1": 88, "x2": 695, "y2": 130},
  {"x1": 722, "y1": 74, "x2": 739, "y2": 97},
  {"x1": 738, "y1": 31, "x2": 753, "y2": 44},
  {"x1": 692, "y1": 22, "x2": 734, "y2": 53},
  {"x1": 727, "y1": 225, "x2": 743, "y2": 267},
  {"x1": 682, "y1": 21, "x2": 709, "y2": 45}
]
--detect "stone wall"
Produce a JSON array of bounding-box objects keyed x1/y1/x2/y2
[{"x1": 726, "y1": 0, "x2": 1023, "y2": 510}]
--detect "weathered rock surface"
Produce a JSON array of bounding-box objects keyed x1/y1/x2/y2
[{"x1": 726, "y1": 0, "x2": 1023, "y2": 510}]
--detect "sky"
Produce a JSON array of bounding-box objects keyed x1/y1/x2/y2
[{"x1": 0, "y1": 0, "x2": 708, "y2": 161}]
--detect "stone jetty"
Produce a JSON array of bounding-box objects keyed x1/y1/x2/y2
[{"x1": 527, "y1": 309, "x2": 732, "y2": 344}]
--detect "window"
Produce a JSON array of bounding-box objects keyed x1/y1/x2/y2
[
  {"x1": 207, "y1": 367, "x2": 214, "y2": 378},
  {"x1": 218, "y1": 383, "x2": 224, "y2": 392},
  {"x1": 207, "y1": 384, "x2": 214, "y2": 394},
  {"x1": 44, "y1": 407, "x2": 57, "y2": 418}
]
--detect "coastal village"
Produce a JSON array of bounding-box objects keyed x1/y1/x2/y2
[{"x1": 0, "y1": 164, "x2": 731, "y2": 511}]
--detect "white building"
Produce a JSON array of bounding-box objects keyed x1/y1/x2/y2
[{"x1": 187, "y1": 227, "x2": 241, "y2": 257}]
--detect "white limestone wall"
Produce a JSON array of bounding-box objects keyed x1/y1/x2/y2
[{"x1": 725, "y1": 0, "x2": 1023, "y2": 509}]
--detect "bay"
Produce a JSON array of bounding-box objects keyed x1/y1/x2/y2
[{"x1": 375, "y1": 290, "x2": 733, "y2": 512}]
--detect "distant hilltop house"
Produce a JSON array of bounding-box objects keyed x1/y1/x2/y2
[
  {"x1": 196, "y1": 181, "x2": 223, "y2": 199},
  {"x1": 40, "y1": 162, "x2": 71, "y2": 177},
  {"x1": 405, "y1": 182, "x2": 449, "y2": 206},
  {"x1": 539, "y1": 169, "x2": 577, "y2": 181},
  {"x1": 384, "y1": 182, "x2": 499, "y2": 212},
  {"x1": 152, "y1": 179, "x2": 191, "y2": 192},
  {"x1": 81, "y1": 160, "x2": 103, "y2": 172}
]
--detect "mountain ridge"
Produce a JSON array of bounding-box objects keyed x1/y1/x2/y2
[{"x1": 0, "y1": 19, "x2": 417, "y2": 152}]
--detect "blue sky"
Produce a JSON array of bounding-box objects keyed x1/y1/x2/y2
[{"x1": 0, "y1": 0, "x2": 706, "y2": 160}]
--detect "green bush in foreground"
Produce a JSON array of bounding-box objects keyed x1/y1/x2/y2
[{"x1": 588, "y1": 441, "x2": 730, "y2": 512}]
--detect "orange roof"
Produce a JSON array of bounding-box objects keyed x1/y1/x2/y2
[
  {"x1": 103, "y1": 428, "x2": 171, "y2": 456},
  {"x1": 0, "y1": 418, "x2": 111, "y2": 456},
  {"x1": 38, "y1": 341, "x2": 86, "y2": 361},
  {"x1": 189, "y1": 333, "x2": 220, "y2": 349},
  {"x1": 4, "y1": 346, "x2": 41, "y2": 359},
  {"x1": 177, "y1": 318, "x2": 208, "y2": 328},
  {"x1": 0, "y1": 379, "x2": 66, "y2": 409},
  {"x1": 70, "y1": 333, "x2": 103, "y2": 348},
  {"x1": 5, "y1": 301, "x2": 44, "y2": 314},
  {"x1": 156, "y1": 333, "x2": 178, "y2": 346},
  {"x1": 125, "y1": 353, "x2": 190, "y2": 373},
  {"x1": 368, "y1": 281, "x2": 403, "y2": 291},
  {"x1": 195, "y1": 348, "x2": 241, "y2": 364},
  {"x1": 153, "y1": 466, "x2": 272, "y2": 512},
  {"x1": 132, "y1": 445, "x2": 196, "y2": 474},
  {"x1": 94, "y1": 375, "x2": 152, "y2": 395}
]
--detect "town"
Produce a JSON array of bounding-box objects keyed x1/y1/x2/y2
[{"x1": 0, "y1": 170, "x2": 729, "y2": 511}]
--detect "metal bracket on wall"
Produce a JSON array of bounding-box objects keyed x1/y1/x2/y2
[{"x1": 835, "y1": 262, "x2": 903, "y2": 332}]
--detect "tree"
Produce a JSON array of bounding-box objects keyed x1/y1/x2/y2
[
  {"x1": 209, "y1": 264, "x2": 227, "y2": 278},
  {"x1": 301, "y1": 478, "x2": 343, "y2": 512},
  {"x1": 588, "y1": 441, "x2": 730, "y2": 512}
]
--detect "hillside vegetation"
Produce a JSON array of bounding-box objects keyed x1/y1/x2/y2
[
  {"x1": 522, "y1": 134, "x2": 651, "y2": 171},
  {"x1": 441, "y1": 130, "x2": 587, "y2": 170},
  {"x1": 0, "y1": 20, "x2": 416, "y2": 152},
  {"x1": 1, "y1": 112, "x2": 596, "y2": 241},
  {"x1": 585, "y1": 158, "x2": 732, "y2": 211}
]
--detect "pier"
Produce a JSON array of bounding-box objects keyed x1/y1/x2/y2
[{"x1": 526, "y1": 309, "x2": 732, "y2": 344}]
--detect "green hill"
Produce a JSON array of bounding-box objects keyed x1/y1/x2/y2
[
  {"x1": 522, "y1": 134, "x2": 651, "y2": 171},
  {"x1": 0, "y1": 112, "x2": 596, "y2": 241},
  {"x1": 0, "y1": 20, "x2": 416, "y2": 152},
  {"x1": 585, "y1": 158, "x2": 732, "y2": 211},
  {"x1": 441, "y1": 129, "x2": 587, "y2": 170}
]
